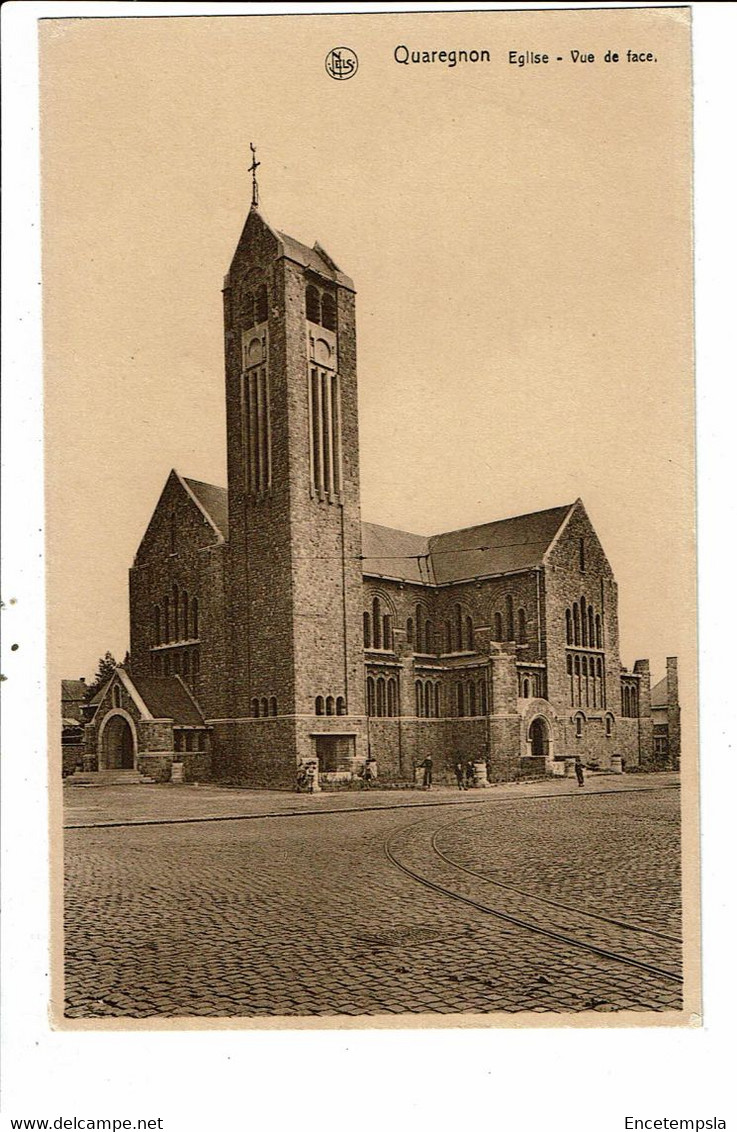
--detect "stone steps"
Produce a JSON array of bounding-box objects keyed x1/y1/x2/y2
[{"x1": 65, "y1": 768, "x2": 156, "y2": 786}]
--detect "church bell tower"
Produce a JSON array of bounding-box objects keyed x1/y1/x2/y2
[{"x1": 221, "y1": 151, "x2": 367, "y2": 782}]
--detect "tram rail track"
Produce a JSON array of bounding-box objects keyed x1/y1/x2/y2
[{"x1": 383, "y1": 808, "x2": 683, "y2": 987}]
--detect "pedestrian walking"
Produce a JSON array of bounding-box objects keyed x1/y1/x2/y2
[
  {"x1": 575, "y1": 756, "x2": 585, "y2": 788},
  {"x1": 365, "y1": 755, "x2": 378, "y2": 786},
  {"x1": 454, "y1": 759, "x2": 465, "y2": 790},
  {"x1": 465, "y1": 758, "x2": 475, "y2": 789},
  {"x1": 422, "y1": 754, "x2": 433, "y2": 788}
]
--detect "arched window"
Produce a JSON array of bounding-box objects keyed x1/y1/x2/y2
[
  {"x1": 605, "y1": 714, "x2": 614, "y2": 737},
  {"x1": 580, "y1": 597, "x2": 588, "y2": 646},
  {"x1": 567, "y1": 654, "x2": 574, "y2": 705},
  {"x1": 269, "y1": 696, "x2": 277, "y2": 717},
  {"x1": 376, "y1": 679, "x2": 386, "y2": 718},
  {"x1": 321, "y1": 291, "x2": 337, "y2": 332},
  {"x1": 595, "y1": 614, "x2": 602, "y2": 649},
  {"x1": 456, "y1": 682, "x2": 465, "y2": 717},
  {"x1": 425, "y1": 621, "x2": 434, "y2": 655},
  {"x1": 445, "y1": 620, "x2": 453, "y2": 652},
  {"x1": 154, "y1": 605, "x2": 161, "y2": 646},
  {"x1": 494, "y1": 612, "x2": 503, "y2": 640},
  {"x1": 469, "y1": 682, "x2": 477, "y2": 715},
  {"x1": 518, "y1": 609, "x2": 527, "y2": 644},
  {"x1": 566, "y1": 608, "x2": 572, "y2": 645},
  {"x1": 336, "y1": 696, "x2": 346, "y2": 716},
  {"x1": 415, "y1": 605, "x2": 423, "y2": 651},
  {"x1": 435, "y1": 683, "x2": 441, "y2": 718},
  {"x1": 466, "y1": 616, "x2": 474, "y2": 652},
  {"x1": 506, "y1": 594, "x2": 514, "y2": 641},
  {"x1": 597, "y1": 656, "x2": 603, "y2": 678},
  {"x1": 172, "y1": 586, "x2": 179, "y2": 640},
  {"x1": 573, "y1": 604, "x2": 580, "y2": 646},
  {"x1": 415, "y1": 680, "x2": 423, "y2": 717},
  {"x1": 366, "y1": 680, "x2": 375, "y2": 716},
  {"x1": 306, "y1": 284, "x2": 321, "y2": 323},
  {"x1": 255, "y1": 284, "x2": 268, "y2": 324},
  {"x1": 363, "y1": 612, "x2": 371, "y2": 648},
  {"x1": 479, "y1": 680, "x2": 487, "y2": 715},
  {"x1": 261, "y1": 697, "x2": 269, "y2": 717},
  {"x1": 326, "y1": 695, "x2": 335, "y2": 716},
  {"x1": 575, "y1": 714, "x2": 584, "y2": 738},
  {"x1": 588, "y1": 607, "x2": 595, "y2": 651},
  {"x1": 424, "y1": 681, "x2": 432, "y2": 718},
  {"x1": 182, "y1": 592, "x2": 189, "y2": 639},
  {"x1": 455, "y1": 604, "x2": 463, "y2": 651},
  {"x1": 406, "y1": 618, "x2": 414, "y2": 647},
  {"x1": 372, "y1": 597, "x2": 381, "y2": 650},
  {"x1": 382, "y1": 614, "x2": 391, "y2": 651},
  {"x1": 315, "y1": 695, "x2": 325, "y2": 716},
  {"x1": 387, "y1": 681, "x2": 396, "y2": 718},
  {"x1": 523, "y1": 678, "x2": 530, "y2": 699},
  {"x1": 191, "y1": 598, "x2": 199, "y2": 639},
  {"x1": 252, "y1": 698, "x2": 260, "y2": 717},
  {"x1": 574, "y1": 655, "x2": 581, "y2": 706},
  {"x1": 112, "y1": 684, "x2": 121, "y2": 708},
  {"x1": 630, "y1": 684, "x2": 638, "y2": 718},
  {"x1": 163, "y1": 597, "x2": 170, "y2": 643}
]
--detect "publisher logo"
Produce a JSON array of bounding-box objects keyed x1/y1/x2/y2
[{"x1": 325, "y1": 47, "x2": 358, "y2": 80}]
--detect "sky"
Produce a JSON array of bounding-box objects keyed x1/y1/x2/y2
[{"x1": 39, "y1": 7, "x2": 694, "y2": 686}]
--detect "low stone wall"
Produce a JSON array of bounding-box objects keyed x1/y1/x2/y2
[
  {"x1": 182, "y1": 751, "x2": 211, "y2": 783},
  {"x1": 62, "y1": 744, "x2": 86, "y2": 777}
]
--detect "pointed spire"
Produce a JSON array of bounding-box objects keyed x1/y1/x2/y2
[{"x1": 248, "y1": 142, "x2": 260, "y2": 209}]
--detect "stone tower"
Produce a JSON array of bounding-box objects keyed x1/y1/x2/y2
[{"x1": 221, "y1": 203, "x2": 367, "y2": 783}]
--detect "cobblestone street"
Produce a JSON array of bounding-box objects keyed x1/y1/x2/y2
[{"x1": 63, "y1": 774, "x2": 682, "y2": 1019}]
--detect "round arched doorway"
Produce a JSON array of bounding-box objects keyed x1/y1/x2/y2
[
  {"x1": 100, "y1": 713, "x2": 136, "y2": 770},
  {"x1": 529, "y1": 716, "x2": 550, "y2": 759}
]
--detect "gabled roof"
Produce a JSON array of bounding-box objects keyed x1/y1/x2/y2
[
  {"x1": 275, "y1": 229, "x2": 354, "y2": 290},
  {"x1": 182, "y1": 476, "x2": 228, "y2": 541},
  {"x1": 361, "y1": 522, "x2": 433, "y2": 584},
  {"x1": 427, "y1": 504, "x2": 574, "y2": 585},
  {"x1": 132, "y1": 676, "x2": 206, "y2": 726},
  {"x1": 170, "y1": 477, "x2": 575, "y2": 587}
]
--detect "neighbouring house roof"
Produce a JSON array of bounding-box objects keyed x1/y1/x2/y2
[
  {"x1": 650, "y1": 676, "x2": 668, "y2": 709},
  {"x1": 62, "y1": 679, "x2": 88, "y2": 720},
  {"x1": 172, "y1": 478, "x2": 576, "y2": 588}
]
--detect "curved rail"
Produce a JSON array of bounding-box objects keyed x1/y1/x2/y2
[
  {"x1": 429, "y1": 821, "x2": 682, "y2": 945},
  {"x1": 383, "y1": 815, "x2": 682, "y2": 986}
]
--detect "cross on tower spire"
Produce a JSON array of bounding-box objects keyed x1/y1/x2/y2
[{"x1": 248, "y1": 142, "x2": 260, "y2": 209}]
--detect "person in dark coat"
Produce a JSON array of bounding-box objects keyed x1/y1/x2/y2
[
  {"x1": 465, "y1": 758, "x2": 475, "y2": 789},
  {"x1": 422, "y1": 755, "x2": 433, "y2": 788},
  {"x1": 575, "y1": 757, "x2": 585, "y2": 788},
  {"x1": 454, "y1": 759, "x2": 465, "y2": 790}
]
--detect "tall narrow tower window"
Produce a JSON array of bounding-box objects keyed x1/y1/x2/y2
[{"x1": 240, "y1": 328, "x2": 271, "y2": 496}]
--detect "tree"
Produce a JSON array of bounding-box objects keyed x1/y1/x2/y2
[{"x1": 84, "y1": 651, "x2": 119, "y2": 701}]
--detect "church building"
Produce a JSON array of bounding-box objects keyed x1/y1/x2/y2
[{"x1": 82, "y1": 183, "x2": 663, "y2": 787}]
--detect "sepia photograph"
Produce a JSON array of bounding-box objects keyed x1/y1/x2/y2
[{"x1": 37, "y1": 5, "x2": 698, "y2": 1027}]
